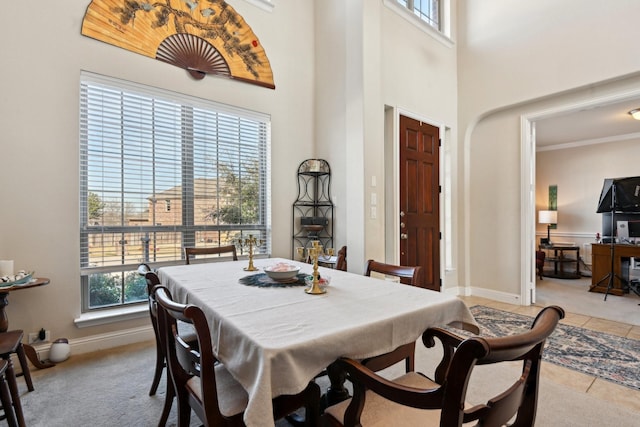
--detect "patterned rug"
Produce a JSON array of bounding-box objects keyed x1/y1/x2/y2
[{"x1": 470, "y1": 306, "x2": 640, "y2": 391}]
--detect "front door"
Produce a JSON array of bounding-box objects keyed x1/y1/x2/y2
[{"x1": 399, "y1": 115, "x2": 440, "y2": 291}]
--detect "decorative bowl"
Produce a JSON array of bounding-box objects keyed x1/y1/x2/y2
[
  {"x1": 0, "y1": 271, "x2": 34, "y2": 287},
  {"x1": 304, "y1": 275, "x2": 331, "y2": 288},
  {"x1": 263, "y1": 263, "x2": 300, "y2": 281}
]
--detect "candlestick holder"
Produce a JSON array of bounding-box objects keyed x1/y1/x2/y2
[
  {"x1": 236, "y1": 235, "x2": 263, "y2": 271},
  {"x1": 297, "y1": 241, "x2": 334, "y2": 294}
]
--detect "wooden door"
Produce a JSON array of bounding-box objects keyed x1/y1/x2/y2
[{"x1": 399, "y1": 115, "x2": 440, "y2": 291}]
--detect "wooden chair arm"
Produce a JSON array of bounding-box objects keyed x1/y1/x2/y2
[
  {"x1": 337, "y1": 357, "x2": 445, "y2": 426},
  {"x1": 422, "y1": 327, "x2": 466, "y2": 384}
]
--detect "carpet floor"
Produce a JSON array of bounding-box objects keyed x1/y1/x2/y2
[
  {"x1": 470, "y1": 305, "x2": 640, "y2": 391},
  {"x1": 14, "y1": 312, "x2": 640, "y2": 426},
  {"x1": 535, "y1": 276, "x2": 640, "y2": 326}
]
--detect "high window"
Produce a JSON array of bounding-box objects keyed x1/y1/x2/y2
[
  {"x1": 397, "y1": 0, "x2": 441, "y2": 30},
  {"x1": 79, "y1": 72, "x2": 271, "y2": 311}
]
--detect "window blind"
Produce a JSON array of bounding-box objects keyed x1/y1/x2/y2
[{"x1": 79, "y1": 71, "x2": 271, "y2": 309}]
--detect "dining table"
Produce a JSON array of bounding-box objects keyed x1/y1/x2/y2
[{"x1": 158, "y1": 258, "x2": 477, "y2": 427}]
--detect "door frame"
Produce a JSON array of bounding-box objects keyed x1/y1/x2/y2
[
  {"x1": 385, "y1": 106, "x2": 449, "y2": 286},
  {"x1": 520, "y1": 88, "x2": 640, "y2": 305}
]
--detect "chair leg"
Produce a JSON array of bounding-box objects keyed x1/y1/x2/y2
[
  {"x1": 4, "y1": 361, "x2": 25, "y2": 427},
  {"x1": 14, "y1": 344, "x2": 34, "y2": 392},
  {"x1": 0, "y1": 373, "x2": 17, "y2": 427},
  {"x1": 176, "y1": 397, "x2": 192, "y2": 427},
  {"x1": 158, "y1": 376, "x2": 174, "y2": 427},
  {"x1": 405, "y1": 342, "x2": 416, "y2": 373},
  {"x1": 149, "y1": 343, "x2": 164, "y2": 396},
  {"x1": 303, "y1": 382, "x2": 321, "y2": 427}
]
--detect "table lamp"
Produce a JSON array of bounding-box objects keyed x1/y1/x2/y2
[{"x1": 538, "y1": 210, "x2": 557, "y2": 245}]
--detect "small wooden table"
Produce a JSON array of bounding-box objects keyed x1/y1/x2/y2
[
  {"x1": 0, "y1": 277, "x2": 55, "y2": 369},
  {"x1": 539, "y1": 245, "x2": 581, "y2": 279}
]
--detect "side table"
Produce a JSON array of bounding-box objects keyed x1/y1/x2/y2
[
  {"x1": 539, "y1": 245, "x2": 581, "y2": 279},
  {"x1": 0, "y1": 278, "x2": 55, "y2": 369}
]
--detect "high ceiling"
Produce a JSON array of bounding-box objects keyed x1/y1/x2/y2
[{"x1": 535, "y1": 97, "x2": 640, "y2": 148}]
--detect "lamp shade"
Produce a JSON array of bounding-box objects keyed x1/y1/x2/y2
[{"x1": 538, "y1": 210, "x2": 557, "y2": 225}]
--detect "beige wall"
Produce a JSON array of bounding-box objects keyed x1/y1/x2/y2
[
  {"x1": 2, "y1": 0, "x2": 640, "y2": 349},
  {"x1": 458, "y1": 0, "x2": 640, "y2": 299},
  {"x1": 537, "y1": 138, "x2": 640, "y2": 250},
  {"x1": 0, "y1": 1, "x2": 315, "y2": 342}
]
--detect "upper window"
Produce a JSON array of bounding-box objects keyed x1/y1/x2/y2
[
  {"x1": 79, "y1": 72, "x2": 271, "y2": 311},
  {"x1": 397, "y1": 0, "x2": 440, "y2": 30}
]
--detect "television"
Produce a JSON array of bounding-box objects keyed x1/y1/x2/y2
[
  {"x1": 602, "y1": 212, "x2": 640, "y2": 241},
  {"x1": 629, "y1": 220, "x2": 640, "y2": 238}
]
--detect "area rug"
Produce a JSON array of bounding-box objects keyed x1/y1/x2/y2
[{"x1": 470, "y1": 306, "x2": 640, "y2": 391}]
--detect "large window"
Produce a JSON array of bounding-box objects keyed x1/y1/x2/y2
[{"x1": 79, "y1": 72, "x2": 271, "y2": 311}]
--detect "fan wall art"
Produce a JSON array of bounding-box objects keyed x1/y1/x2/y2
[{"x1": 81, "y1": 0, "x2": 275, "y2": 88}]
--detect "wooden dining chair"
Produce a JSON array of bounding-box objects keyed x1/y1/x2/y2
[
  {"x1": 364, "y1": 259, "x2": 424, "y2": 287},
  {"x1": 0, "y1": 359, "x2": 19, "y2": 427},
  {"x1": 335, "y1": 246, "x2": 347, "y2": 271},
  {"x1": 362, "y1": 259, "x2": 425, "y2": 373},
  {"x1": 154, "y1": 285, "x2": 321, "y2": 427},
  {"x1": 138, "y1": 263, "x2": 197, "y2": 426},
  {"x1": 184, "y1": 245, "x2": 238, "y2": 264},
  {"x1": 0, "y1": 330, "x2": 33, "y2": 393},
  {"x1": 536, "y1": 250, "x2": 546, "y2": 280},
  {"x1": 321, "y1": 305, "x2": 565, "y2": 427}
]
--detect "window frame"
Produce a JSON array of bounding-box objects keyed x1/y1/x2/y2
[
  {"x1": 79, "y1": 71, "x2": 271, "y2": 312},
  {"x1": 383, "y1": 0, "x2": 453, "y2": 47}
]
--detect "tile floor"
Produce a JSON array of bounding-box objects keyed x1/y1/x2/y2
[{"x1": 458, "y1": 295, "x2": 640, "y2": 414}]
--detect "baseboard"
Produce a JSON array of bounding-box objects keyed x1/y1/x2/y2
[
  {"x1": 30, "y1": 325, "x2": 155, "y2": 362},
  {"x1": 469, "y1": 286, "x2": 523, "y2": 305}
]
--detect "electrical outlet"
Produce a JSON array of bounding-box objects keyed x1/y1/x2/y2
[{"x1": 28, "y1": 330, "x2": 51, "y2": 344}]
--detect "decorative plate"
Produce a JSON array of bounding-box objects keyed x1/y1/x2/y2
[
  {"x1": 239, "y1": 273, "x2": 307, "y2": 288},
  {"x1": 0, "y1": 272, "x2": 34, "y2": 287}
]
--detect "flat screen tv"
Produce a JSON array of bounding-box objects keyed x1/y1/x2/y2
[{"x1": 602, "y1": 212, "x2": 640, "y2": 239}]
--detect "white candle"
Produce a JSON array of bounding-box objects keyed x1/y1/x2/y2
[{"x1": 0, "y1": 260, "x2": 14, "y2": 277}]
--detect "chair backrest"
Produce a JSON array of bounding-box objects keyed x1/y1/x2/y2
[
  {"x1": 138, "y1": 264, "x2": 161, "y2": 333},
  {"x1": 331, "y1": 305, "x2": 565, "y2": 427},
  {"x1": 335, "y1": 246, "x2": 347, "y2": 271},
  {"x1": 364, "y1": 259, "x2": 424, "y2": 287},
  {"x1": 184, "y1": 245, "x2": 238, "y2": 264},
  {"x1": 154, "y1": 285, "x2": 227, "y2": 425}
]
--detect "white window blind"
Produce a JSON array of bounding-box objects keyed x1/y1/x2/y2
[{"x1": 79, "y1": 71, "x2": 271, "y2": 310}]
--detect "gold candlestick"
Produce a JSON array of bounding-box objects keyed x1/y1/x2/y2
[
  {"x1": 236, "y1": 235, "x2": 263, "y2": 271},
  {"x1": 298, "y1": 241, "x2": 333, "y2": 295}
]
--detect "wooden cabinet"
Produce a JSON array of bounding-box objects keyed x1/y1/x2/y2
[
  {"x1": 590, "y1": 243, "x2": 640, "y2": 295},
  {"x1": 539, "y1": 245, "x2": 580, "y2": 279}
]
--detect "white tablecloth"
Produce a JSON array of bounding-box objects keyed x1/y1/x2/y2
[{"x1": 158, "y1": 258, "x2": 477, "y2": 427}]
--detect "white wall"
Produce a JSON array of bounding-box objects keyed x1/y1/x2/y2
[
  {"x1": 458, "y1": 0, "x2": 640, "y2": 299},
  {"x1": 314, "y1": 2, "x2": 460, "y2": 275},
  {"x1": 0, "y1": 1, "x2": 316, "y2": 342},
  {"x1": 3, "y1": 0, "x2": 639, "y2": 349}
]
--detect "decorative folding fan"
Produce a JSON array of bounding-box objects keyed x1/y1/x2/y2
[{"x1": 81, "y1": 0, "x2": 275, "y2": 89}]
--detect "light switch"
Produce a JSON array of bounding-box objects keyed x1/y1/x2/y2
[
  {"x1": 371, "y1": 192, "x2": 377, "y2": 206},
  {"x1": 370, "y1": 206, "x2": 377, "y2": 219},
  {"x1": 371, "y1": 175, "x2": 377, "y2": 187}
]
